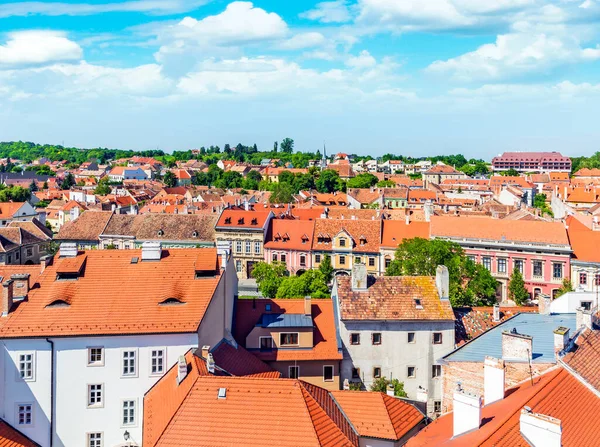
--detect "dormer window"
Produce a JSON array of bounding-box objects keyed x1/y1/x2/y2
[
  {"x1": 225, "y1": 217, "x2": 232, "y2": 224},
  {"x1": 414, "y1": 299, "x2": 423, "y2": 309},
  {"x1": 339, "y1": 238, "x2": 346, "y2": 247},
  {"x1": 251, "y1": 218, "x2": 258, "y2": 225},
  {"x1": 159, "y1": 297, "x2": 186, "y2": 306},
  {"x1": 46, "y1": 299, "x2": 71, "y2": 308},
  {"x1": 359, "y1": 236, "x2": 367, "y2": 245},
  {"x1": 157, "y1": 229, "x2": 164, "y2": 236},
  {"x1": 238, "y1": 218, "x2": 245, "y2": 225}
]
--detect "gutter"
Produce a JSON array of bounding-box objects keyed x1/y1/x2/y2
[{"x1": 46, "y1": 338, "x2": 54, "y2": 447}]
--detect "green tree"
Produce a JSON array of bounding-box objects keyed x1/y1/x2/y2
[
  {"x1": 278, "y1": 170, "x2": 295, "y2": 185},
  {"x1": 273, "y1": 141, "x2": 278, "y2": 153},
  {"x1": 60, "y1": 173, "x2": 75, "y2": 190},
  {"x1": 315, "y1": 170, "x2": 341, "y2": 193},
  {"x1": 269, "y1": 182, "x2": 294, "y2": 204},
  {"x1": 370, "y1": 377, "x2": 408, "y2": 397},
  {"x1": 555, "y1": 278, "x2": 574, "y2": 298},
  {"x1": 508, "y1": 269, "x2": 529, "y2": 305},
  {"x1": 280, "y1": 138, "x2": 294, "y2": 154},
  {"x1": 163, "y1": 171, "x2": 177, "y2": 187},
  {"x1": 94, "y1": 177, "x2": 111, "y2": 195},
  {"x1": 251, "y1": 262, "x2": 288, "y2": 298},
  {"x1": 347, "y1": 173, "x2": 378, "y2": 189},
  {"x1": 377, "y1": 180, "x2": 395, "y2": 187},
  {"x1": 28, "y1": 180, "x2": 38, "y2": 192},
  {"x1": 319, "y1": 255, "x2": 334, "y2": 283},
  {"x1": 501, "y1": 168, "x2": 520, "y2": 177}
]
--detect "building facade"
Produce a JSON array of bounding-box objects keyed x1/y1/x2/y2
[{"x1": 491, "y1": 151, "x2": 571, "y2": 173}]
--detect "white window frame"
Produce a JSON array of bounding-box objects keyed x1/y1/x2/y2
[
  {"x1": 323, "y1": 365, "x2": 334, "y2": 382},
  {"x1": 87, "y1": 432, "x2": 103, "y2": 447},
  {"x1": 289, "y1": 365, "x2": 300, "y2": 379},
  {"x1": 407, "y1": 366, "x2": 416, "y2": 379},
  {"x1": 87, "y1": 347, "x2": 104, "y2": 367},
  {"x1": 235, "y1": 260, "x2": 242, "y2": 272},
  {"x1": 245, "y1": 241, "x2": 251, "y2": 254},
  {"x1": 87, "y1": 384, "x2": 104, "y2": 408},
  {"x1": 121, "y1": 399, "x2": 137, "y2": 427},
  {"x1": 149, "y1": 348, "x2": 166, "y2": 376},
  {"x1": 16, "y1": 403, "x2": 33, "y2": 427},
  {"x1": 254, "y1": 241, "x2": 260, "y2": 255},
  {"x1": 235, "y1": 240, "x2": 242, "y2": 253},
  {"x1": 121, "y1": 349, "x2": 138, "y2": 378},
  {"x1": 17, "y1": 352, "x2": 35, "y2": 382}
]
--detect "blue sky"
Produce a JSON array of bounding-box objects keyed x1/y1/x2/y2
[{"x1": 1, "y1": 0, "x2": 600, "y2": 158}]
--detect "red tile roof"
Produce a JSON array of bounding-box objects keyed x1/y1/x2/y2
[
  {"x1": 381, "y1": 220, "x2": 429, "y2": 248},
  {"x1": 234, "y1": 298, "x2": 343, "y2": 361},
  {"x1": 454, "y1": 306, "x2": 538, "y2": 345},
  {"x1": 336, "y1": 276, "x2": 454, "y2": 321},
  {"x1": 312, "y1": 219, "x2": 381, "y2": 253},
  {"x1": 566, "y1": 216, "x2": 600, "y2": 263},
  {"x1": 210, "y1": 341, "x2": 280, "y2": 378},
  {"x1": 265, "y1": 219, "x2": 315, "y2": 250},
  {"x1": 215, "y1": 209, "x2": 272, "y2": 229},
  {"x1": 0, "y1": 248, "x2": 223, "y2": 337},
  {"x1": 562, "y1": 328, "x2": 600, "y2": 391},
  {"x1": 0, "y1": 420, "x2": 39, "y2": 447}
]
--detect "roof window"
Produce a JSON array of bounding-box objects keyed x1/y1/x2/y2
[
  {"x1": 414, "y1": 299, "x2": 423, "y2": 309},
  {"x1": 224, "y1": 217, "x2": 231, "y2": 224},
  {"x1": 238, "y1": 218, "x2": 245, "y2": 225},
  {"x1": 251, "y1": 218, "x2": 258, "y2": 225},
  {"x1": 46, "y1": 299, "x2": 71, "y2": 308},
  {"x1": 159, "y1": 297, "x2": 186, "y2": 306}
]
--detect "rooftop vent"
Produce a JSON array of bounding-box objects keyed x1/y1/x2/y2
[
  {"x1": 142, "y1": 241, "x2": 162, "y2": 262},
  {"x1": 218, "y1": 387, "x2": 227, "y2": 399},
  {"x1": 131, "y1": 257, "x2": 139, "y2": 264}
]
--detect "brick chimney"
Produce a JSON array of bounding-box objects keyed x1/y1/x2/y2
[
  {"x1": 502, "y1": 329, "x2": 533, "y2": 361},
  {"x1": 141, "y1": 241, "x2": 162, "y2": 261},
  {"x1": 10, "y1": 273, "x2": 30, "y2": 299},
  {"x1": 1, "y1": 279, "x2": 13, "y2": 316},
  {"x1": 453, "y1": 387, "x2": 483, "y2": 437},
  {"x1": 538, "y1": 294, "x2": 552, "y2": 315},
  {"x1": 520, "y1": 409, "x2": 561, "y2": 447},
  {"x1": 484, "y1": 357, "x2": 505, "y2": 405},
  {"x1": 493, "y1": 304, "x2": 500, "y2": 322},
  {"x1": 553, "y1": 327, "x2": 569, "y2": 356}
]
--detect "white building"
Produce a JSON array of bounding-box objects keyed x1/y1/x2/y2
[
  {"x1": 332, "y1": 264, "x2": 456, "y2": 416},
  {"x1": 0, "y1": 241, "x2": 236, "y2": 447}
]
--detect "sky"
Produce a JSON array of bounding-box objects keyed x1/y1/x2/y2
[{"x1": 1, "y1": 0, "x2": 600, "y2": 158}]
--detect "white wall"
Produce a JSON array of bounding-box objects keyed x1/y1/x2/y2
[{"x1": 550, "y1": 291, "x2": 599, "y2": 313}]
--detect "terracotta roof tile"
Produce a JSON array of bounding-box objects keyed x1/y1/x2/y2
[
  {"x1": 216, "y1": 209, "x2": 272, "y2": 229},
  {"x1": 56, "y1": 211, "x2": 113, "y2": 241},
  {"x1": 381, "y1": 220, "x2": 429, "y2": 248},
  {"x1": 562, "y1": 328, "x2": 600, "y2": 391},
  {"x1": 312, "y1": 219, "x2": 381, "y2": 253},
  {"x1": 0, "y1": 420, "x2": 39, "y2": 447},
  {"x1": 336, "y1": 276, "x2": 454, "y2": 321},
  {"x1": 265, "y1": 219, "x2": 315, "y2": 250},
  {"x1": 453, "y1": 306, "x2": 537, "y2": 345},
  {"x1": 210, "y1": 341, "x2": 280, "y2": 378}
]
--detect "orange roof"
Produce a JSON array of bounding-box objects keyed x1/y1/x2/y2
[
  {"x1": 336, "y1": 276, "x2": 454, "y2": 321},
  {"x1": 431, "y1": 215, "x2": 569, "y2": 246},
  {"x1": 331, "y1": 391, "x2": 424, "y2": 441},
  {"x1": 312, "y1": 218, "x2": 381, "y2": 253},
  {"x1": 567, "y1": 217, "x2": 600, "y2": 263},
  {"x1": 0, "y1": 420, "x2": 38, "y2": 447},
  {"x1": 216, "y1": 209, "x2": 272, "y2": 229},
  {"x1": 210, "y1": 341, "x2": 280, "y2": 378},
  {"x1": 407, "y1": 189, "x2": 437, "y2": 203},
  {"x1": 265, "y1": 219, "x2": 315, "y2": 250},
  {"x1": 566, "y1": 187, "x2": 600, "y2": 203},
  {"x1": 234, "y1": 298, "x2": 342, "y2": 361},
  {"x1": 562, "y1": 328, "x2": 600, "y2": 391},
  {"x1": 549, "y1": 172, "x2": 569, "y2": 181},
  {"x1": 0, "y1": 202, "x2": 25, "y2": 219},
  {"x1": 489, "y1": 176, "x2": 534, "y2": 189},
  {"x1": 381, "y1": 220, "x2": 430, "y2": 248},
  {"x1": 172, "y1": 169, "x2": 191, "y2": 179},
  {"x1": 0, "y1": 248, "x2": 223, "y2": 338},
  {"x1": 454, "y1": 306, "x2": 537, "y2": 345},
  {"x1": 407, "y1": 367, "x2": 600, "y2": 447},
  {"x1": 574, "y1": 168, "x2": 600, "y2": 177},
  {"x1": 424, "y1": 164, "x2": 461, "y2": 174}
]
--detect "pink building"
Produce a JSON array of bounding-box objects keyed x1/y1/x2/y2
[
  {"x1": 431, "y1": 216, "x2": 571, "y2": 301},
  {"x1": 264, "y1": 219, "x2": 315, "y2": 275}
]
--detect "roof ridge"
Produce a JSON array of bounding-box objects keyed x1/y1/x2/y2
[{"x1": 298, "y1": 383, "x2": 329, "y2": 446}]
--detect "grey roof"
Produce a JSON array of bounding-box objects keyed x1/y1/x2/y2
[
  {"x1": 256, "y1": 313, "x2": 313, "y2": 328},
  {"x1": 443, "y1": 313, "x2": 576, "y2": 364}
]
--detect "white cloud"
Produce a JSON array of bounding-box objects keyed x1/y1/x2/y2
[
  {"x1": 345, "y1": 50, "x2": 376, "y2": 68},
  {"x1": 299, "y1": 1, "x2": 351, "y2": 23},
  {"x1": 0, "y1": 0, "x2": 206, "y2": 18},
  {"x1": 427, "y1": 31, "x2": 600, "y2": 81},
  {"x1": 0, "y1": 31, "x2": 82, "y2": 67},
  {"x1": 278, "y1": 32, "x2": 326, "y2": 50}
]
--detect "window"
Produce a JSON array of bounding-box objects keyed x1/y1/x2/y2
[
  {"x1": 432, "y1": 365, "x2": 442, "y2": 378},
  {"x1": 372, "y1": 333, "x2": 382, "y2": 345},
  {"x1": 467, "y1": 255, "x2": 475, "y2": 262},
  {"x1": 150, "y1": 349, "x2": 164, "y2": 375},
  {"x1": 433, "y1": 333, "x2": 443, "y2": 344},
  {"x1": 533, "y1": 260, "x2": 543, "y2": 277},
  {"x1": 553, "y1": 263, "x2": 563, "y2": 279},
  {"x1": 26, "y1": 247, "x2": 33, "y2": 257},
  {"x1": 122, "y1": 400, "x2": 136, "y2": 426},
  {"x1": 339, "y1": 255, "x2": 346, "y2": 265},
  {"x1": 245, "y1": 241, "x2": 251, "y2": 254},
  {"x1": 350, "y1": 333, "x2": 360, "y2": 345},
  {"x1": 385, "y1": 257, "x2": 391, "y2": 268},
  {"x1": 354, "y1": 256, "x2": 361, "y2": 264},
  {"x1": 272, "y1": 253, "x2": 278, "y2": 262},
  {"x1": 407, "y1": 366, "x2": 416, "y2": 378},
  {"x1": 17, "y1": 404, "x2": 32, "y2": 425},
  {"x1": 339, "y1": 238, "x2": 346, "y2": 247},
  {"x1": 315, "y1": 254, "x2": 321, "y2": 264},
  {"x1": 498, "y1": 258, "x2": 507, "y2": 273},
  {"x1": 596, "y1": 274, "x2": 600, "y2": 286},
  {"x1": 514, "y1": 260, "x2": 524, "y2": 274},
  {"x1": 235, "y1": 241, "x2": 242, "y2": 253},
  {"x1": 434, "y1": 401, "x2": 442, "y2": 413},
  {"x1": 351, "y1": 368, "x2": 360, "y2": 379},
  {"x1": 88, "y1": 433, "x2": 102, "y2": 447},
  {"x1": 323, "y1": 365, "x2": 334, "y2": 382},
  {"x1": 260, "y1": 336, "x2": 274, "y2": 351},
  {"x1": 280, "y1": 333, "x2": 299, "y2": 346},
  {"x1": 300, "y1": 255, "x2": 306, "y2": 267},
  {"x1": 580, "y1": 272, "x2": 588, "y2": 285},
  {"x1": 373, "y1": 367, "x2": 381, "y2": 379},
  {"x1": 407, "y1": 332, "x2": 415, "y2": 343},
  {"x1": 482, "y1": 257, "x2": 491, "y2": 271},
  {"x1": 581, "y1": 301, "x2": 593, "y2": 311},
  {"x1": 289, "y1": 366, "x2": 299, "y2": 379},
  {"x1": 15, "y1": 252, "x2": 19, "y2": 260},
  {"x1": 254, "y1": 241, "x2": 260, "y2": 255},
  {"x1": 368, "y1": 257, "x2": 375, "y2": 267},
  {"x1": 88, "y1": 348, "x2": 103, "y2": 366},
  {"x1": 19, "y1": 353, "x2": 34, "y2": 380},
  {"x1": 235, "y1": 260, "x2": 242, "y2": 272},
  {"x1": 88, "y1": 384, "x2": 103, "y2": 407},
  {"x1": 281, "y1": 254, "x2": 287, "y2": 263},
  {"x1": 122, "y1": 350, "x2": 136, "y2": 376}
]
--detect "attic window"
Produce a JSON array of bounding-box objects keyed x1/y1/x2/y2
[
  {"x1": 192, "y1": 231, "x2": 198, "y2": 238},
  {"x1": 159, "y1": 297, "x2": 186, "y2": 306},
  {"x1": 218, "y1": 388, "x2": 227, "y2": 399},
  {"x1": 238, "y1": 218, "x2": 244, "y2": 225},
  {"x1": 157, "y1": 229, "x2": 164, "y2": 236},
  {"x1": 131, "y1": 257, "x2": 139, "y2": 264},
  {"x1": 251, "y1": 218, "x2": 258, "y2": 225},
  {"x1": 359, "y1": 237, "x2": 367, "y2": 245},
  {"x1": 225, "y1": 217, "x2": 232, "y2": 224},
  {"x1": 414, "y1": 299, "x2": 423, "y2": 309},
  {"x1": 46, "y1": 299, "x2": 71, "y2": 308}
]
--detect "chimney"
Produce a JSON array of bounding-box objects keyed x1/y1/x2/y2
[
  {"x1": 351, "y1": 263, "x2": 368, "y2": 291},
  {"x1": 436, "y1": 265, "x2": 449, "y2": 300},
  {"x1": 10, "y1": 273, "x2": 30, "y2": 299},
  {"x1": 520, "y1": 409, "x2": 562, "y2": 447},
  {"x1": 453, "y1": 388, "x2": 483, "y2": 437},
  {"x1": 576, "y1": 307, "x2": 595, "y2": 330},
  {"x1": 405, "y1": 214, "x2": 410, "y2": 225},
  {"x1": 201, "y1": 345, "x2": 210, "y2": 359},
  {"x1": 538, "y1": 293, "x2": 552, "y2": 315},
  {"x1": 176, "y1": 355, "x2": 188, "y2": 384},
  {"x1": 493, "y1": 304, "x2": 500, "y2": 322},
  {"x1": 216, "y1": 241, "x2": 231, "y2": 270},
  {"x1": 386, "y1": 384, "x2": 395, "y2": 397},
  {"x1": 424, "y1": 200, "x2": 432, "y2": 222},
  {"x1": 206, "y1": 353, "x2": 216, "y2": 374},
  {"x1": 553, "y1": 327, "x2": 569, "y2": 356},
  {"x1": 484, "y1": 357, "x2": 505, "y2": 405},
  {"x1": 2, "y1": 279, "x2": 14, "y2": 317},
  {"x1": 343, "y1": 379, "x2": 350, "y2": 390},
  {"x1": 59, "y1": 242, "x2": 78, "y2": 258},
  {"x1": 244, "y1": 199, "x2": 249, "y2": 211},
  {"x1": 304, "y1": 295, "x2": 312, "y2": 316},
  {"x1": 141, "y1": 241, "x2": 162, "y2": 261},
  {"x1": 502, "y1": 329, "x2": 533, "y2": 361},
  {"x1": 576, "y1": 307, "x2": 584, "y2": 330}
]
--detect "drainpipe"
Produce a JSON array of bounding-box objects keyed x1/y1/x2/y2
[{"x1": 46, "y1": 338, "x2": 54, "y2": 447}]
